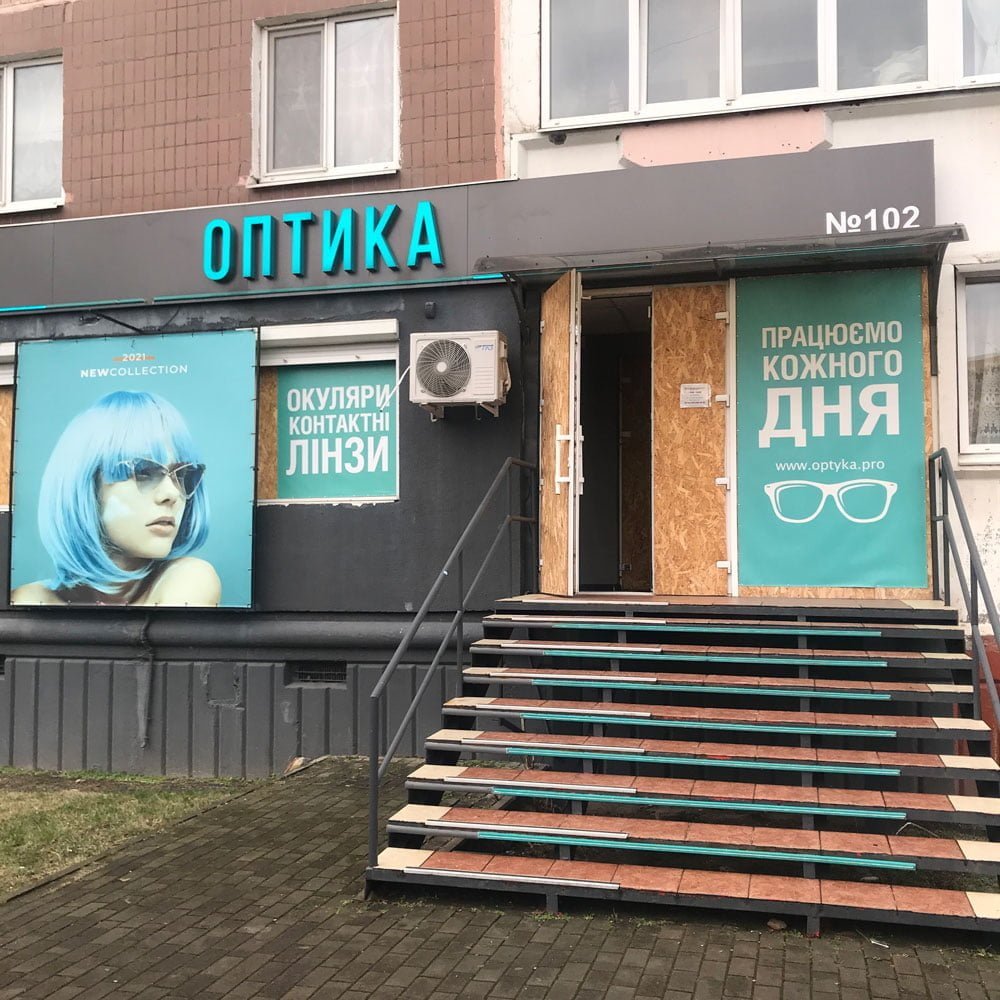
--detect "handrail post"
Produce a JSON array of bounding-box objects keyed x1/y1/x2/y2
[
  {"x1": 929, "y1": 456, "x2": 941, "y2": 601},
  {"x1": 368, "y1": 698, "x2": 380, "y2": 866},
  {"x1": 456, "y1": 550, "x2": 464, "y2": 696},
  {"x1": 942, "y1": 477, "x2": 951, "y2": 607}
]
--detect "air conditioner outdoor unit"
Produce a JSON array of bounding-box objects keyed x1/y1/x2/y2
[{"x1": 409, "y1": 331, "x2": 510, "y2": 416}]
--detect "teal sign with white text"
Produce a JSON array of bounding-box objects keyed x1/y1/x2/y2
[
  {"x1": 736, "y1": 270, "x2": 927, "y2": 587},
  {"x1": 277, "y1": 362, "x2": 397, "y2": 501}
]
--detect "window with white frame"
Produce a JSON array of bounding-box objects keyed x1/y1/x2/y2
[
  {"x1": 255, "y1": 10, "x2": 397, "y2": 184},
  {"x1": 0, "y1": 58, "x2": 63, "y2": 211},
  {"x1": 959, "y1": 276, "x2": 1000, "y2": 456},
  {"x1": 543, "y1": 1, "x2": 1000, "y2": 128}
]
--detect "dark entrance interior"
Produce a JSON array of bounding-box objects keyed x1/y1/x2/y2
[{"x1": 578, "y1": 292, "x2": 652, "y2": 591}]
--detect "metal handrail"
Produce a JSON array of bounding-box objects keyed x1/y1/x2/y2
[
  {"x1": 367, "y1": 456, "x2": 537, "y2": 867},
  {"x1": 928, "y1": 448, "x2": 1000, "y2": 728}
]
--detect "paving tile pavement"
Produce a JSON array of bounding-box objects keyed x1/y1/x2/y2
[{"x1": 0, "y1": 758, "x2": 996, "y2": 999}]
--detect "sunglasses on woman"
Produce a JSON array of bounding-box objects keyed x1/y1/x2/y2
[{"x1": 113, "y1": 459, "x2": 206, "y2": 499}]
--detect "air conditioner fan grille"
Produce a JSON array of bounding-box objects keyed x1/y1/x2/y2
[{"x1": 415, "y1": 339, "x2": 472, "y2": 398}]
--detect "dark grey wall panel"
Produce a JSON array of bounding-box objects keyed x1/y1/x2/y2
[
  {"x1": 245, "y1": 663, "x2": 275, "y2": 777},
  {"x1": 299, "y1": 687, "x2": 328, "y2": 760},
  {"x1": 328, "y1": 683, "x2": 353, "y2": 756},
  {"x1": 85, "y1": 661, "x2": 112, "y2": 772},
  {"x1": 61, "y1": 664, "x2": 86, "y2": 772},
  {"x1": 217, "y1": 665, "x2": 246, "y2": 779},
  {"x1": 271, "y1": 669, "x2": 299, "y2": 773},
  {"x1": 12, "y1": 660, "x2": 37, "y2": 769},
  {"x1": 164, "y1": 666, "x2": 192, "y2": 776},
  {"x1": 35, "y1": 661, "x2": 61, "y2": 771},
  {"x1": 191, "y1": 663, "x2": 219, "y2": 778},
  {"x1": 111, "y1": 664, "x2": 139, "y2": 774},
  {"x1": 0, "y1": 670, "x2": 11, "y2": 766}
]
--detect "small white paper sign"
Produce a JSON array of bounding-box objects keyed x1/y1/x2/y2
[{"x1": 680, "y1": 383, "x2": 711, "y2": 408}]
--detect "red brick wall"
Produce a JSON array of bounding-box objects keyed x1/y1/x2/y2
[{"x1": 0, "y1": 0, "x2": 500, "y2": 224}]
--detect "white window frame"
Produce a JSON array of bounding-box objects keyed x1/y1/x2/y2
[
  {"x1": 258, "y1": 319, "x2": 400, "y2": 505},
  {"x1": 252, "y1": 9, "x2": 399, "y2": 187},
  {"x1": 0, "y1": 56, "x2": 64, "y2": 214},
  {"x1": 956, "y1": 267, "x2": 1000, "y2": 460},
  {"x1": 542, "y1": 0, "x2": 998, "y2": 130}
]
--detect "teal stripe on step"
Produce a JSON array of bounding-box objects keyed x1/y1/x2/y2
[
  {"x1": 525, "y1": 648, "x2": 888, "y2": 668},
  {"x1": 531, "y1": 679, "x2": 891, "y2": 701},
  {"x1": 528, "y1": 712, "x2": 898, "y2": 738},
  {"x1": 474, "y1": 831, "x2": 916, "y2": 871},
  {"x1": 504, "y1": 747, "x2": 901, "y2": 777},
  {"x1": 530, "y1": 622, "x2": 880, "y2": 638},
  {"x1": 492, "y1": 787, "x2": 909, "y2": 821}
]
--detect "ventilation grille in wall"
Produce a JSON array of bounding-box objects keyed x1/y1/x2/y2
[{"x1": 286, "y1": 661, "x2": 348, "y2": 685}]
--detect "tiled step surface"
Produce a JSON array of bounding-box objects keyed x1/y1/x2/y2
[
  {"x1": 484, "y1": 614, "x2": 965, "y2": 644},
  {"x1": 472, "y1": 638, "x2": 973, "y2": 673},
  {"x1": 406, "y1": 764, "x2": 1000, "y2": 825},
  {"x1": 375, "y1": 848, "x2": 1000, "y2": 933},
  {"x1": 444, "y1": 696, "x2": 992, "y2": 743},
  {"x1": 463, "y1": 665, "x2": 974, "y2": 703},
  {"x1": 426, "y1": 729, "x2": 1000, "y2": 782},
  {"x1": 388, "y1": 804, "x2": 1000, "y2": 874}
]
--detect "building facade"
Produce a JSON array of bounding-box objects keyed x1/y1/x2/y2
[{"x1": 0, "y1": 0, "x2": 997, "y2": 777}]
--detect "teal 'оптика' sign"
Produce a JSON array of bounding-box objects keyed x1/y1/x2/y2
[
  {"x1": 736, "y1": 270, "x2": 926, "y2": 587},
  {"x1": 277, "y1": 362, "x2": 398, "y2": 501}
]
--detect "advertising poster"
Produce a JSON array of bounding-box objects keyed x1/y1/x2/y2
[
  {"x1": 736, "y1": 269, "x2": 927, "y2": 587},
  {"x1": 277, "y1": 361, "x2": 397, "y2": 501},
  {"x1": 10, "y1": 331, "x2": 257, "y2": 608}
]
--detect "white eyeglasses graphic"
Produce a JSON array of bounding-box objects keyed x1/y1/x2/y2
[{"x1": 763, "y1": 479, "x2": 898, "y2": 524}]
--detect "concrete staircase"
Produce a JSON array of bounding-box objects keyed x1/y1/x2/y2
[{"x1": 368, "y1": 597, "x2": 1000, "y2": 934}]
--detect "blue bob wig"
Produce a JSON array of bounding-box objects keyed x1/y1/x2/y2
[{"x1": 37, "y1": 390, "x2": 209, "y2": 593}]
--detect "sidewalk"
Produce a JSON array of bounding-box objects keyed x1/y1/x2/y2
[{"x1": 0, "y1": 758, "x2": 996, "y2": 1000}]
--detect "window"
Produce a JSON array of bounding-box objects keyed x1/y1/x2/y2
[
  {"x1": 255, "y1": 11, "x2": 397, "y2": 185},
  {"x1": 0, "y1": 58, "x2": 63, "y2": 211},
  {"x1": 543, "y1": 1, "x2": 1000, "y2": 127},
  {"x1": 958, "y1": 277, "x2": 1000, "y2": 457},
  {"x1": 257, "y1": 320, "x2": 400, "y2": 503}
]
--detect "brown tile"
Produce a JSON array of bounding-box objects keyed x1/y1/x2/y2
[
  {"x1": 819, "y1": 831, "x2": 891, "y2": 855},
  {"x1": 761, "y1": 785, "x2": 818, "y2": 804},
  {"x1": 882, "y1": 792, "x2": 951, "y2": 811},
  {"x1": 425, "y1": 851, "x2": 491, "y2": 872},
  {"x1": 892, "y1": 886, "x2": 974, "y2": 917},
  {"x1": 483, "y1": 856, "x2": 554, "y2": 877},
  {"x1": 615, "y1": 864, "x2": 682, "y2": 893},
  {"x1": 633, "y1": 776, "x2": 694, "y2": 795},
  {"x1": 685, "y1": 823, "x2": 754, "y2": 846},
  {"x1": 820, "y1": 880, "x2": 895, "y2": 911},
  {"x1": 752, "y1": 827, "x2": 821, "y2": 850},
  {"x1": 816, "y1": 788, "x2": 885, "y2": 808},
  {"x1": 679, "y1": 870, "x2": 751, "y2": 898},
  {"x1": 691, "y1": 780, "x2": 756, "y2": 800},
  {"x1": 748, "y1": 874, "x2": 820, "y2": 904},
  {"x1": 548, "y1": 860, "x2": 619, "y2": 883},
  {"x1": 887, "y1": 836, "x2": 964, "y2": 859}
]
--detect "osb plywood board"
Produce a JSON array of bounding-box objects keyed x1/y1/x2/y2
[
  {"x1": 620, "y1": 355, "x2": 652, "y2": 591},
  {"x1": 744, "y1": 269, "x2": 933, "y2": 601},
  {"x1": 652, "y1": 284, "x2": 728, "y2": 596},
  {"x1": 0, "y1": 386, "x2": 11, "y2": 507},
  {"x1": 539, "y1": 271, "x2": 575, "y2": 596},
  {"x1": 256, "y1": 369, "x2": 278, "y2": 501}
]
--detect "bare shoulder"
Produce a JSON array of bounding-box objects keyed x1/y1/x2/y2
[
  {"x1": 11, "y1": 581, "x2": 65, "y2": 605},
  {"x1": 146, "y1": 558, "x2": 221, "y2": 607}
]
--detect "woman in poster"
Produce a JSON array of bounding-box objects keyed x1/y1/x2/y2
[{"x1": 11, "y1": 390, "x2": 220, "y2": 606}]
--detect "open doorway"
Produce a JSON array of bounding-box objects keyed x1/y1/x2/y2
[{"x1": 578, "y1": 291, "x2": 652, "y2": 591}]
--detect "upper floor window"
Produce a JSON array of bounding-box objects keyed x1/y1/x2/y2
[
  {"x1": 254, "y1": 10, "x2": 397, "y2": 186},
  {"x1": 958, "y1": 275, "x2": 1000, "y2": 457},
  {"x1": 543, "y1": 0, "x2": 1000, "y2": 128},
  {"x1": 0, "y1": 58, "x2": 63, "y2": 212}
]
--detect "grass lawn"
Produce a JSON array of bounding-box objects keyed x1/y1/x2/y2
[{"x1": 0, "y1": 768, "x2": 256, "y2": 895}]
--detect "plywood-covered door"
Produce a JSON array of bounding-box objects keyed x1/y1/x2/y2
[
  {"x1": 652, "y1": 284, "x2": 729, "y2": 595},
  {"x1": 539, "y1": 270, "x2": 582, "y2": 596}
]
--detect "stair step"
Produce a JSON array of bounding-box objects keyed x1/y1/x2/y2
[
  {"x1": 388, "y1": 805, "x2": 1000, "y2": 874},
  {"x1": 485, "y1": 614, "x2": 964, "y2": 643},
  {"x1": 495, "y1": 596, "x2": 960, "y2": 626},
  {"x1": 444, "y1": 697, "x2": 992, "y2": 742},
  {"x1": 426, "y1": 729, "x2": 1000, "y2": 781},
  {"x1": 464, "y1": 666, "x2": 973, "y2": 703},
  {"x1": 406, "y1": 765, "x2": 1000, "y2": 825},
  {"x1": 472, "y1": 638, "x2": 971, "y2": 672},
  {"x1": 372, "y1": 848, "x2": 1000, "y2": 933}
]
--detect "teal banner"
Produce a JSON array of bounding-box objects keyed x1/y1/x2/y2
[
  {"x1": 277, "y1": 362, "x2": 398, "y2": 501},
  {"x1": 736, "y1": 270, "x2": 927, "y2": 587}
]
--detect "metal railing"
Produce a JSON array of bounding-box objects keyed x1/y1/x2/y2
[
  {"x1": 367, "y1": 457, "x2": 537, "y2": 868},
  {"x1": 929, "y1": 448, "x2": 1000, "y2": 727}
]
